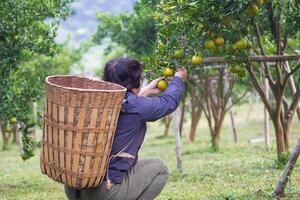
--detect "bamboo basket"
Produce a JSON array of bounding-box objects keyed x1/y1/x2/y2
[{"x1": 40, "y1": 75, "x2": 126, "y2": 189}]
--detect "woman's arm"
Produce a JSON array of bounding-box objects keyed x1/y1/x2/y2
[
  {"x1": 137, "y1": 69, "x2": 187, "y2": 122},
  {"x1": 138, "y1": 78, "x2": 163, "y2": 97}
]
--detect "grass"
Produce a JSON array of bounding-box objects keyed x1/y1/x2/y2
[{"x1": 1, "y1": 104, "x2": 300, "y2": 200}]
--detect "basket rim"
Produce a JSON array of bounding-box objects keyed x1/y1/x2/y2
[{"x1": 46, "y1": 75, "x2": 127, "y2": 93}]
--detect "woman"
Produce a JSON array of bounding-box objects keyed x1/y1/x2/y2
[{"x1": 65, "y1": 58, "x2": 187, "y2": 200}]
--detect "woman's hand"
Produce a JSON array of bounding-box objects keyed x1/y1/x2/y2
[
  {"x1": 138, "y1": 77, "x2": 164, "y2": 97},
  {"x1": 174, "y1": 68, "x2": 188, "y2": 81}
]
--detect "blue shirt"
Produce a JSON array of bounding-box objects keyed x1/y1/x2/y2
[{"x1": 108, "y1": 76, "x2": 185, "y2": 184}]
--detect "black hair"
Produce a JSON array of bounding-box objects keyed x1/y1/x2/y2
[{"x1": 102, "y1": 58, "x2": 143, "y2": 91}]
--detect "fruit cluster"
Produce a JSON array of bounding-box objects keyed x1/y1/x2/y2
[
  {"x1": 157, "y1": 67, "x2": 174, "y2": 91},
  {"x1": 229, "y1": 65, "x2": 247, "y2": 78},
  {"x1": 4, "y1": 117, "x2": 17, "y2": 133},
  {"x1": 247, "y1": 0, "x2": 265, "y2": 17}
]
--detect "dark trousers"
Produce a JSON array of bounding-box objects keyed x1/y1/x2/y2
[{"x1": 65, "y1": 158, "x2": 169, "y2": 200}]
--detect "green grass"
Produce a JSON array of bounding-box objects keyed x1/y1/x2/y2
[{"x1": 1, "y1": 104, "x2": 300, "y2": 200}]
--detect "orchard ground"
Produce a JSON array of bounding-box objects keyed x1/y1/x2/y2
[{"x1": 1, "y1": 103, "x2": 300, "y2": 200}]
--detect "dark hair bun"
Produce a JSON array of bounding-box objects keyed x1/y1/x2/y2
[{"x1": 102, "y1": 58, "x2": 143, "y2": 91}]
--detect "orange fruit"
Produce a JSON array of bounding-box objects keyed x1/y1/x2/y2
[
  {"x1": 222, "y1": 16, "x2": 231, "y2": 26},
  {"x1": 163, "y1": 67, "x2": 174, "y2": 77},
  {"x1": 208, "y1": 31, "x2": 215, "y2": 38},
  {"x1": 174, "y1": 49, "x2": 185, "y2": 59},
  {"x1": 157, "y1": 42, "x2": 166, "y2": 50},
  {"x1": 237, "y1": 69, "x2": 247, "y2": 78},
  {"x1": 247, "y1": 4, "x2": 259, "y2": 16},
  {"x1": 214, "y1": 37, "x2": 225, "y2": 46},
  {"x1": 191, "y1": 55, "x2": 203, "y2": 65},
  {"x1": 157, "y1": 80, "x2": 168, "y2": 91},
  {"x1": 255, "y1": 0, "x2": 264, "y2": 7},
  {"x1": 204, "y1": 40, "x2": 216, "y2": 49},
  {"x1": 229, "y1": 65, "x2": 240, "y2": 73},
  {"x1": 235, "y1": 39, "x2": 248, "y2": 50},
  {"x1": 5, "y1": 127, "x2": 12, "y2": 133},
  {"x1": 246, "y1": 40, "x2": 253, "y2": 49},
  {"x1": 10, "y1": 117, "x2": 17, "y2": 125}
]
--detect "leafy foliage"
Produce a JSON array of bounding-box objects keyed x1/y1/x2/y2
[
  {"x1": 149, "y1": 0, "x2": 299, "y2": 72},
  {"x1": 93, "y1": 0, "x2": 159, "y2": 58},
  {"x1": 0, "y1": 0, "x2": 74, "y2": 159}
]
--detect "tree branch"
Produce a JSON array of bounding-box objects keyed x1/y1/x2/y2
[
  {"x1": 253, "y1": 22, "x2": 276, "y2": 87},
  {"x1": 223, "y1": 79, "x2": 235, "y2": 109},
  {"x1": 245, "y1": 58, "x2": 274, "y2": 118},
  {"x1": 287, "y1": 86, "x2": 300, "y2": 124},
  {"x1": 225, "y1": 90, "x2": 249, "y2": 113},
  {"x1": 283, "y1": 63, "x2": 300, "y2": 88}
]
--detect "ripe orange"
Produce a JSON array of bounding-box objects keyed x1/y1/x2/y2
[
  {"x1": 174, "y1": 49, "x2": 185, "y2": 59},
  {"x1": 157, "y1": 80, "x2": 168, "y2": 91},
  {"x1": 222, "y1": 16, "x2": 231, "y2": 26},
  {"x1": 235, "y1": 39, "x2": 248, "y2": 50},
  {"x1": 163, "y1": 67, "x2": 174, "y2": 77},
  {"x1": 5, "y1": 127, "x2": 12, "y2": 133},
  {"x1": 157, "y1": 42, "x2": 166, "y2": 50},
  {"x1": 237, "y1": 69, "x2": 247, "y2": 78},
  {"x1": 214, "y1": 37, "x2": 225, "y2": 46},
  {"x1": 246, "y1": 40, "x2": 253, "y2": 49},
  {"x1": 255, "y1": 0, "x2": 264, "y2": 7},
  {"x1": 229, "y1": 65, "x2": 240, "y2": 73},
  {"x1": 204, "y1": 40, "x2": 216, "y2": 49},
  {"x1": 208, "y1": 31, "x2": 215, "y2": 38},
  {"x1": 10, "y1": 117, "x2": 17, "y2": 125},
  {"x1": 191, "y1": 55, "x2": 203, "y2": 65},
  {"x1": 247, "y1": 4, "x2": 259, "y2": 17}
]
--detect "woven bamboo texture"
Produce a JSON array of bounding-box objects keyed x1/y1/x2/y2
[{"x1": 40, "y1": 75, "x2": 126, "y2": 189}]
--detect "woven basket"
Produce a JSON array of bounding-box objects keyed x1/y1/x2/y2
[{"x1": 40, "y1": 75, "x2": 126, "y2": 189}]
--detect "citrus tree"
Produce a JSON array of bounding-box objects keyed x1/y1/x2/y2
[
  {"x1": 93, "y1": 0, "x2": 159, "y2": 58},
  {"x1": 148, "y1": 0, "x2": 300, "y2": 162},
  {"x1": 0, "y1": 0, "x2": 74, "y2": 159}
]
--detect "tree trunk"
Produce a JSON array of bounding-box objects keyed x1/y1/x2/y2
[
  {"x1": 211, "y1": 134, "x2": 220, "y2": 152},
  {"x1": 273, "y1": 138, "x2": 300, "y2": 197},
  {"x1": 273, "y1": 118, "x2": 288, "y2": 162},
  {"x1": 172, "y1": 108, "x2": 183, "y2": 172},
  {"x1": 179, "y1": 105, "x2": 185, "y2": 136},
  {"x1": 164, "y1": 117, "x2": 171, "y2": 137},
  {"x1": 0, "y1": 123, "x2": 9, "y2": 151},
  {"x1": 189, "y1": 112, "x2": 201, "y2": 142}
]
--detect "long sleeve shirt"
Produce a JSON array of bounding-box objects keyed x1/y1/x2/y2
[{"x1": 107, "y1": 76, "x2": 185, "y2": 184}]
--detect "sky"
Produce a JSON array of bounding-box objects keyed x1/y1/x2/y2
[
  {"x1": 56, "y1": 0, "x2": 135, "y2": 76},
  {"x1": 56, "y1": 0, "x2": 134, "y2": 47}
]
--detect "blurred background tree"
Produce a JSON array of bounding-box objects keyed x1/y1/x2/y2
[
  {"x1": 93, "y1": 0, "x2": 159, "y2": 59},
  {"x1": 0, "y1": 0, "x2": 74, "y2": 159}
]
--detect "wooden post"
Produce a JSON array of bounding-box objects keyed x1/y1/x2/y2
[
  {"x1": 283, "y1": 61, "x2": 300, "y2": 120},
  {"x1": 32, "y1": 101, "x2": 38, "y2": 140},
  {"x1": 273, "y1": 138, "x2": 300, "y2": 197},
  {"x1": 246, "y1": 92, "x2": 254, "y2": 122},
  {"x1": 229, "y1": 110, "x2": 238, "y2": 143},
  {"x1": 255, "y1": 92, "x2": 259, "y2": 122},
  {"x1": 224, "y1": 73, "x2": 238, "y2": 142},
  {"x1": 264, "y1": 77, "x2": 270, "y2": 150},
  {"x1": 172, "y1": 107, "x2": 183, "y2": 172},
  {"x1": 12, "y1": 124, "x2": 20, "y2": 145}
]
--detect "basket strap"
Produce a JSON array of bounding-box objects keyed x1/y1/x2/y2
[
  {"x1": 46, "y1": 98, "x2": 123, "y2": 109},
  {"x1": 42, "y1": 140, "x2": 110, "y2": 157},
  {"x1": 40, "y1": 159, "x2": 104, "y2": 179},
  {"x1": 43, "y1": 116, "x2": 116, "y2": 133},
  {"x1": 105, "y1": 145, "x2": 135, "y2": 190}
]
